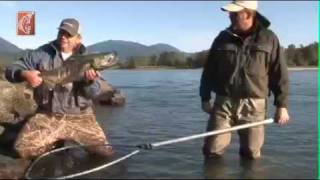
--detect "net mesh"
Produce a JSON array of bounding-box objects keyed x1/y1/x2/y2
[{"x1": 26, "y1": 144, "x2": 139, "y2": 179}]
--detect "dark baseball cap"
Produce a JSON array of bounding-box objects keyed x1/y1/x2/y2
[{"x1": 58, "y1": 18, "x2": 82, "y2": 36}]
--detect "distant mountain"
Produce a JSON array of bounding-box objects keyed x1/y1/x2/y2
[
  {"x1": 0, "y1": 37, "x2": 22, "y2": 54},
  {"x1": 148, "y1": 43, "x2": 180, "y2": 53},
  {"x1": 0, "y1": 37, "x2": 190, "y2": 64},
  {"x1": 87, "y1": 40, "x2": 182, "y2": 62},
  {"x1": 0, "y1": 37, "x2": 23, "y2": 66}
]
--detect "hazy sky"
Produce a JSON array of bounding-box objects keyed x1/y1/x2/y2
[{"x1": 0, "y1": 1, "x2": 318, "y2": 52}]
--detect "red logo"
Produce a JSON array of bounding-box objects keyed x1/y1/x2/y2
[{"x1": 17, "y1": 11, "x2": 35, "y2": 35}]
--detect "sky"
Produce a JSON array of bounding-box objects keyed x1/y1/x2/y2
[{"x1": 0, "y1": 1, "x2": 318, "y2": 53}]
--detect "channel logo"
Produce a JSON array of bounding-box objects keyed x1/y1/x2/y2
[{"x1": 17, "y1": 11, "x2": 35, "y2": 35}]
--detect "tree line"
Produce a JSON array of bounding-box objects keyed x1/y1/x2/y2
[
  {"x1": 285, "y1": 42, "x2": 318, "y2": 66},
  {"x1": 119, "y1": 42, "x2": 318, "y2": 69},
  {"x1": 0, "y1": 42, "x2": 317, "y2": 70}
]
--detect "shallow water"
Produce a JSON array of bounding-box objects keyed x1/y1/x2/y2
[
  {"x1": 5, "y1": 69, "x2": 317, "y2": 179},
  {"x1": 91, "y1": 69, "x2": 317, "y2": 179}
]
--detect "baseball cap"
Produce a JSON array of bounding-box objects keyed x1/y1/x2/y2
[
  {"x1": 58, "y1": 18, "x2": 82, "y2": 36},
  {"x1": 221, "y1": 0, "x2": 258, "y2": 12}
]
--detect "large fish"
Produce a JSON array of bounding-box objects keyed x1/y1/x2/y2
[{"x1": 41, "y1": 52, "x2": 118, "y2": 89}]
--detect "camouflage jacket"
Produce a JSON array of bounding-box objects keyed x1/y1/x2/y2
[
  {"x1": 5, "y1": 40, "x2": 102, "y2": 114},
  {"x1": 200, "y1": 14, "x2": 289, "y2": 108}
]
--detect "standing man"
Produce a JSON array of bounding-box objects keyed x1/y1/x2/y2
[
  {"x1": 5, "y1": 18, "x2": 113, "y2": 160},
  {"x1": 200, "y1": 1, "x2": 290, "y2": 159}
]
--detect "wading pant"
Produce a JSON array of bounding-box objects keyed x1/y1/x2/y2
[
  {"x1": 14, "y1": 113, "x2": 112, "y2": 159},
  {"x1": 203, "y1": 95, "x2": 266, "y2": 159}
]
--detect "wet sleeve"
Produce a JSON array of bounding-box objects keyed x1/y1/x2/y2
[
  {"x1": 5, "y1": 50, "x2": 40, "y2": 83},
  {"x1": 81, "y1": 79, "x2": 102, "y2": 99},
  {"x1": 268, "y1": 35, "x2": 289, "y2": 108},
  {"x1": 199, "y1": 40, "x2": 217, "y2": 102}
]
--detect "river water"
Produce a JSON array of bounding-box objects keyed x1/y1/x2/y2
[{"x1": 86, "y1": 69, "x2": 317, "y2": 179}]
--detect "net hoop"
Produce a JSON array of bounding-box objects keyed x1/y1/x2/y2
[{"x1": 25, "y1": 144, "x2": 140, "y2": 179}]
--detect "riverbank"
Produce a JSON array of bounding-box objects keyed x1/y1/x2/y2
[
  {"x1": 120, "y1": 66, "x2": 318, "y2": 71},
  {"x1": 288, "y1": 67, "x2": 318, "y2": 71}
]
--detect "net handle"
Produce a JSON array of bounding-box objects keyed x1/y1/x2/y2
[{"x1": 150, "y1": 118, "x2": 274, "y2": 148}]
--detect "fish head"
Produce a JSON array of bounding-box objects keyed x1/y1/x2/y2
[{"x1": 91, "y1": 52, "x2": 119, "y2": 70}]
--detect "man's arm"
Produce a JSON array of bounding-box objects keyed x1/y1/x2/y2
[
  {"x1": 199, "y1": 40, "x2": 218, "y2": 114},
  {"x1": 268, "y1": 35, "x2": 290, "y2": 125},
  {"x1": 79, "y1": 69, "x2": 102, "y2": 99},
  {"x1": 5, "y1": 50, "x2": 43, "y2": 87}
]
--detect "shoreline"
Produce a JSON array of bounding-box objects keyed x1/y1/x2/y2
[
  {"x1": 118, "y1": 66, "x2": 318, "y2": 71},
  {"x1": 288, "y1": 67, "x2": 318, "y2": 71}
]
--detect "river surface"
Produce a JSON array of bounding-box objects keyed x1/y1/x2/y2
[
  {"x1": 12, "y1": 69, "x2": 317, "y2": 179},
  {"x1": 88, "y1": 69, "x2": 317, "y2": 179}
]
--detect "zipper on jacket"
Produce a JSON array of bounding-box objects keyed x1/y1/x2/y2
[{"x1": 226, "y1": 29, "x2": 245, "y2": 97}]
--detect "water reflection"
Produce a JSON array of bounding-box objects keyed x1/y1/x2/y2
[
  {"x1": 238, "y1": 157, "x2": 267, "y2": 179},
  {"x1": 203, "y1": 157, "x2": 229, "y2": 179},
  {"x1": 203, "y1": 156, "x2": 269, "y2": 179}
]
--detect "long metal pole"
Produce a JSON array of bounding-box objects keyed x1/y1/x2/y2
[{"x1": 151, "y1": 118, "x2": 274, "y2": 148}]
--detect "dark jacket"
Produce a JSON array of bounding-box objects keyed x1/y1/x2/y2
[
  {"x1": 5, "y1": 40, "x2": 102, "y2": 114},
  {"x1": 200, "y1": 14, "x2": 289, "y2": 108}
]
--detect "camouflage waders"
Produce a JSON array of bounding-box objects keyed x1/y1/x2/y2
[
  {"x1": 14, "y1": 113, "x2": 112, "y2": 159},
  {"x1": 203, "y1": 95, "x2": 267, "y2": 159}
]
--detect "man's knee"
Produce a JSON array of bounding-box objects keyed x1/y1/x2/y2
[
  {"x1": 14, "y1": 142, "x2": 53, "y2": 159},
  {"x1": 14, "y1": 145, "x2": 34, "y2": 159},
  {"x1": 239, "y1": 148, "x2": 261, "y2": 159},
  {"x1": 202, "y1": 135, "x2": 231, "y2": 158},
  {"x1": 238, "y1": 126, "x2": 264, "y2": 159},
  {"x1": 87, "y1": 145, "x2": 115, "y2": 158},
  {"x1": 202, "y1": 149, "x2": 225, "y2": 159}
]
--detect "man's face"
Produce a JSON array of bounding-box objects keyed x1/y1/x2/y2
[
  {"x1": 229, "y1": 10, "x2": 253, "y2": 33},
  {"x1": 57, "y1": 30, "x2": 81, "y2": 53}
]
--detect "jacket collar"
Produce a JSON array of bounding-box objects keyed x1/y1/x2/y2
[
  {"x1": 225, "y1": 13, "x2": 271, "y2": 40},
  {"x1": 256, "y1": 12, "x2": 270, "y2": 29},
  {"x1": 48, "y1": 40, "x2": 86, "y2": 55}
]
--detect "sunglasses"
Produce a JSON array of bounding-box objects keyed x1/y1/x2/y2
[{"x1": 58, "y1": 30, "x2": 74, "y2": 38}]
